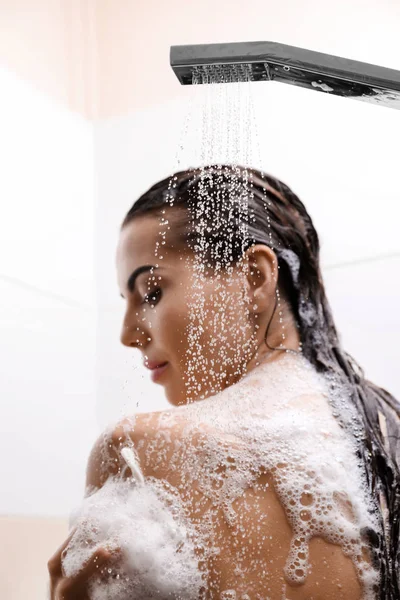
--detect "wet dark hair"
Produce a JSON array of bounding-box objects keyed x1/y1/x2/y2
[{"x1": 121, "y1": 164, "x2": 399, "y2": 598}]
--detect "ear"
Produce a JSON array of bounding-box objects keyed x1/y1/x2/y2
[{"x1": 243, "y1": 245, "x2": 278, "y2": 314}]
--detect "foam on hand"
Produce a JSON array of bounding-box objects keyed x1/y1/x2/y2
[{"x1": 62, "y1": 460, "x2": 205, "y2": 599}]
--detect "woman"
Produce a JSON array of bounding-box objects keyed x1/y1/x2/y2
[{"x1": 48, "y1": 164, "x2": 400, "y2": 600}]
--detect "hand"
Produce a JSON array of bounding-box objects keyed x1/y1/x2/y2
[{"x1": 47, "y1": 528, "x2": 117, "y2": 600}]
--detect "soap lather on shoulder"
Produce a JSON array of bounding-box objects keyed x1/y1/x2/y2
[{"x1": 84, "y1": 412, "x2": 367, "y2": 600}]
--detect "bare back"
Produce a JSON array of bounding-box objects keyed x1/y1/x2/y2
[{"x1": 85, "y1": 352, "x2": 378, "y2": 599}]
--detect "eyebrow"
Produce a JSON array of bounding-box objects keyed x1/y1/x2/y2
[{"x1": 120, "y1": 265, "x2": 159, "y2": 299}]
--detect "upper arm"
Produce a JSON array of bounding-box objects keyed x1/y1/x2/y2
[{"x1": 85, "y1": 428, "x2": 118, "y2": 494}]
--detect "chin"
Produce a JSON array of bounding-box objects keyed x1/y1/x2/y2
[{"x1": 164, "y1": 386, "x2": 182, "y2": 407}]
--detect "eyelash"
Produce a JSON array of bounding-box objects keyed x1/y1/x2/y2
[{"x1": 142, "y1": 287, "x2": 162, "y2": 306}]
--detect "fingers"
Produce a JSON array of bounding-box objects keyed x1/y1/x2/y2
[
  {"x1": 51, "y1": 546, "x2": 118, "y2": 600},
  {"x1": 47, "y1": 528, "x2": 78, "y2": 578},
  {"x1": 48, "y1": 527, "x2": 123, "y2": 600},
  {"x1": 56, "y1": 546, "x2": 112, "y2": 598}
]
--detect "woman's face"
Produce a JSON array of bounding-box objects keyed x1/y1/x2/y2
[{"x1": 116, "y1": 213, "x2": 262, "y2": 406}]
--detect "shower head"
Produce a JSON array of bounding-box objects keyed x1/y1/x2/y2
[{"x1": 170, "y1": 41, "x2": 400, "y2": 110}]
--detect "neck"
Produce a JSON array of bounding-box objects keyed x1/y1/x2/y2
[{"x1": 245, "y1": 300, "x2": 302, "y2": 376}]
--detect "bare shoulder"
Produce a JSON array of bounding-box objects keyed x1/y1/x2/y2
[
  {"x1": 85, "y1": 412, "x2": 364, "y2": 599},
  {"x1": 111, "y1": 409, "x2": 243, "y2": 485},
  {"x1": 85, "y1": 408, "x2": 201, "y2": 491}
]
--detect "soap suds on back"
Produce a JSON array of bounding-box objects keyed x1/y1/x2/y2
[{"x1": 63, "y1": 352, "x2": 380, "y2": 599}]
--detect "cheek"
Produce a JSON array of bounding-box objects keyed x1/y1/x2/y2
[
  {"x1": 192, "y1": 285, "x2": 251, "y2": 341},
  {"x1": 149, "y1": 282, "x2": 252, "y2": 360},
  {"x1": 150, "y1": 294, "x2": 191, "y2": 349},
  {"x1": 214, "y1": 291, "x2": 251, "y2": 338}
]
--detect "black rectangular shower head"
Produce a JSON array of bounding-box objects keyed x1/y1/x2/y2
[{"x1": 170, "y1": 41, "x2": 400, "y2": 109}]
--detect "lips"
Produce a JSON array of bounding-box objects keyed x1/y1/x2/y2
[
  {"x1": 149, "y1": 362, "x2": 169, "y2": 383},
  {"x1": 144, "y1": 360, "x2": 168, "y2": 370}
]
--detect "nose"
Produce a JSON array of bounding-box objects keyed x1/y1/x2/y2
[{"x1": 120, "y1": 314, "x2": 151, "y2": 349}]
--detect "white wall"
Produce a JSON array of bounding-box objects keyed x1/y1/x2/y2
[
  {"x1": 2, "y1": 0, "x2": 399, "y2": 520},
  {"x1": 1, "y1": 1, "x2": 400, "y2": 598},
  {"x1": 0, "y1": 0, "x2": 98, "y2": 118},
  {"x1": 0, "y1": 68, "x2": 97, "y2": 518},
  {"x1": 0, "y1": 3, "x2": 99, "y2": 596}
]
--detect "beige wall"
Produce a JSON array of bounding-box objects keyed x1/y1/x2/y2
[
  {"x1": 94, "y1": 0, "x2": 400, "y2": 117},
  {"x1": 0, "y1": 4, "x2": 94, "y2": 597},
  {"x1": 0, "y1": 516, "x2": 68, "y2": 600},
  {"x1": 0, "y1": 0, "x2": 98, "y2": 118},
  {"x1": 2, "y1": 0, "x2": 400, "y2": 119}
]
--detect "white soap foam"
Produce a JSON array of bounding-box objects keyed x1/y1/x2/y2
[
  {"x1": 63, "y1": 477, "x2": 206, "y2": 599},
  {"x1": 64, "y1": 351, "x2": 380, "y2": 599},
  {"x1": 171, "y1": 351, "x2": 380, "y2": 597}
]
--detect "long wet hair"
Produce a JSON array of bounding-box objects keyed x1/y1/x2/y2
[{"x1": 121, "y1": 164, "x2": 399, "y2": 599}]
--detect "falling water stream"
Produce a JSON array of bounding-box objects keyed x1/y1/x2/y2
[{"x1": 61, "y1": 66, "x2": 381, "y2": 600}]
